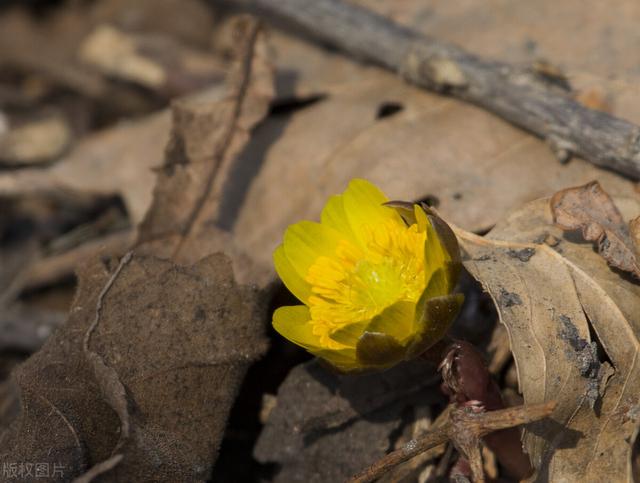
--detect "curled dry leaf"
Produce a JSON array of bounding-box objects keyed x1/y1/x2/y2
[
  {"x1": 551, "y1": 181, "x2": 640, "y2": 278},
  {"x1": 457, "y1": 194, "x2": 640, "y2": 482}
]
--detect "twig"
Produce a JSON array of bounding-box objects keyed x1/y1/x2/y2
[
  {"x1": 348, "y1": 400, "x2": 556, "y2": 483},
  {"x1": 229, "y1": 0, "x2": 640, "y2": 180},
  {"x1": 349, "y1": 425, "x2": 449, "y2": 483}
]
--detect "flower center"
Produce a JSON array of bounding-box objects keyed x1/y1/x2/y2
[{"x1": 305, "y1": 220, "x2": 426, "y2": 348}]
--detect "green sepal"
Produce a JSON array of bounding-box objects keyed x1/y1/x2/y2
[
  {"x1": 406, "y1": 293, "x2": 464, "y2": 359},
  {"x1": 384, "y1": 200, "x2": 416, "y2": 226},
  {"x1": 425, "y1": 262, "x2": 461, "y2": 298},
  {"x1": 356, "y1": 331, "x2": 405, "y2": 368},
  {"x1": 421, "y1": 204, "x2": 462, "y2": 267}
]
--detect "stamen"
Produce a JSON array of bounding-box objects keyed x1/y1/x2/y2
[{"x1": 305, "y1": 219, "x2": 426, "y2": 344}]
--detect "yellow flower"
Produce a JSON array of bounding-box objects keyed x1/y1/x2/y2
[{"x1": 272, "y1": 179, "x2": 463, "y2": 372}]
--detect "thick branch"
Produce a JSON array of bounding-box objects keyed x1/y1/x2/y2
[{"x1": 231, "y1": 0, "x2": 640, "y2": 180}]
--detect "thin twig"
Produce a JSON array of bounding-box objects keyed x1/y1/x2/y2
[
  {"x1": 348, "y1": 425, "x2": 449, "y2": 483},
  {"x1": 348, "y1": 400, "x2": 556, "y2": 483},
  {"x1": 472, "y1": 401, "x2": 559, "y2": 435},
  {"x1": 229, "y1": 0, "x2": 640, "y2": 179}
]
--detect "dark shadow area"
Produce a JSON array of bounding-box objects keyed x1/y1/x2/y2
[
  {"x1": 212, "y1": 283, "x2": 311, "y2": 483},
  {"x1": 528, "y1": 419, "x2": 584, "y2": 483},
  {"x1": 449, "y1": 268, "x2": 498, "y2": 348},
  {"x1": 376, "y1": 101, "x2": 404, "y2": 119},
  {"x1": 416, "y1": 193, "x2": 440, "y2": 208}
]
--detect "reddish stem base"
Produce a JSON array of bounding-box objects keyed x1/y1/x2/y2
[{"x1": 424, "y1": 338, "x2": 532, "y2": 480}]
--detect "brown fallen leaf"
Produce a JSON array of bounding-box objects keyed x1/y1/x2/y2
[
  {"x1": 551, "y1": 180, "x2": 640, "y2": 278},
  {"x1": 79, "y1": 24, "x2": 226, "y2": 97},
  {"x1": 0, "y1": 253, "x2": 268, "y2": 482},
  {"x1": 0, "y1": 111, "x2": 169, "y2": 224},
  {"x1": 0, "y1": 115, "x2": 71, "y2": 167},
  {"x1": 231, "y1": 69, "x2": 636, "y2": 271},
  {"x1": 254, "y1": 359, "x2": 443, "y2": 482},
  {"x1": 457, "y1": 194, "x2": 640, "y2": 482},
  {"x1": 0, "y1": 16, "x2": 274, "y2": 482},
  {"x1": 631, "y1": 215, "x2": 640, "y2": 255},
  {"x1": 136, "y1": 18, "x2": 274, "y2": 281},
  {"x1": 0, "y1": 0, "x2": 217, "y2": 100}
]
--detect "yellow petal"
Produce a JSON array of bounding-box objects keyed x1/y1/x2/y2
[
  {"x1": 282, "y1": 221, "x2": 343, "y2": 281},
  {"x1": 423, "y1": 221, "x2": 449, "y2": 289},
  {"x1": 321, "y1": 194, "x2": 358, "y2": 242},
  {"x1": 273, "y1": 244, "x2": 312, "y2": 303},
  {"x1": 273, "y1": 305, "x2": 320, "y2": 349},
  {"x1": 421, "y1": 208, "x2": 461, "y2": 297},
  {"x1": 317, "y1": 349, "x2": 360, "y2": 371},
  {"x1": 342, "y1": 179, "x2": 403, "y2": 246},
  {"x1": 365, "y1": 300, "x2": 416, "y2": 343},
  {"x1": 273, "y1": 305, "x2": 359, "y2": 369},
  {"x1": 414, "y1": 204, "x2": 428, "y2": 232}
]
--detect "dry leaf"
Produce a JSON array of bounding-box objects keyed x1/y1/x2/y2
[
  {"x1": 0, "y1": 17, "x2": 274, "y2": 481},
  {"x1": 457, "y1": 194, "x2": 640, "y2": 481},
  {"x1": 0, "y1": 253, "x2": 267, "y2": 482},
  {"x1": 230, "y1": 70, "x2": 635, "y2": 271},
  {"x1": 139, "y1": 18, "x2": 273, "y2": 261},
  {"x1": 79, "y1": 24, "x2": 225, "y2": 96},
  {"x1": 0, "y1": 0, "x2": 216, "y2": 98},
  {"x1": 254, "y1": 359, "x2": 443, "y2": 482},
  {"x1": 0, "y1": 111, "x2": 168, "y2": 224},
  {"x1": 551, "y1": 181, "x2": 640, "y2": 278},
  {"x1": 0, "y1": 115, "x2": 71, "y2": 167},
  {"x1": 266, "y1": 30, "x2": 380, "y2": 100},
  {"x1": 630, "y1": 216, "x2": 640, "y2": 255}
]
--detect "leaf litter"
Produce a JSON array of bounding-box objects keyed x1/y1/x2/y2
[
  {"x1": 551, "y1": 180, "x2": 640, "y2": 278},
  {"x1": 0, "y1": 16, "x2": 272, "y2": 482},
  {"x1": 2, "y1": 0, "x2": 640, "y2": 481},
  {"x1": 458, "y1": 186, "x2": 640, "y2": 482}
]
